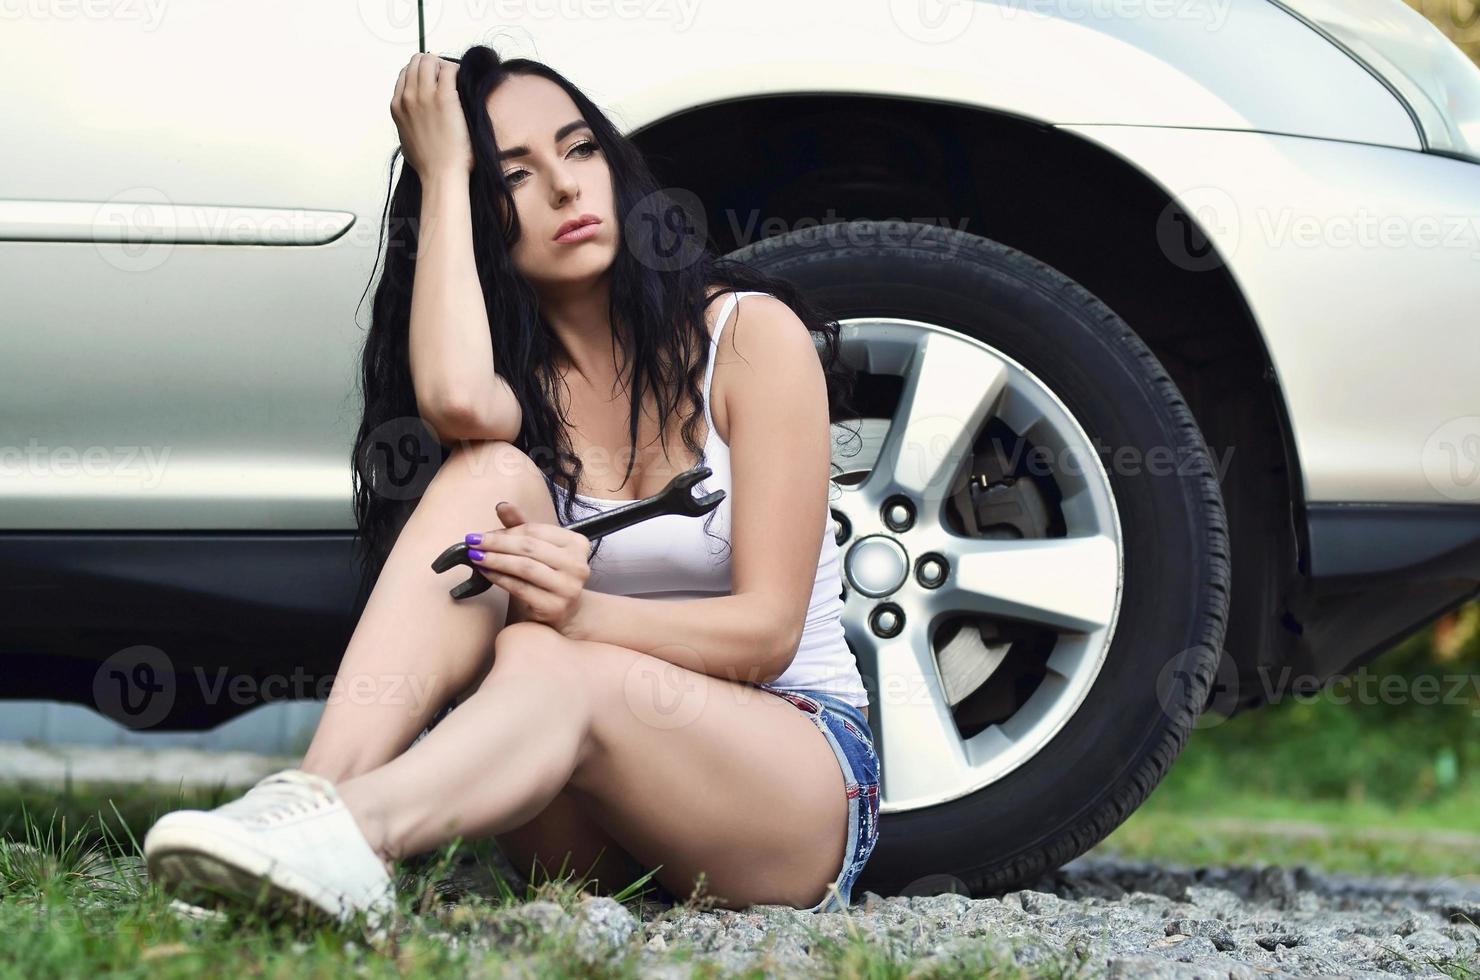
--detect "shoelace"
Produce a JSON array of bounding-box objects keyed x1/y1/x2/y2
[{"x1": 224, "y1": 773, "x2": 337, "y2": 827}]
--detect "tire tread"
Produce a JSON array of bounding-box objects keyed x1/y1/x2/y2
[{"x1": 734, "y1": 220, "x2": 1232, "y2": 895}]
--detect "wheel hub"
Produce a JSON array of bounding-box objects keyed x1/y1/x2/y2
[
  {"x1": 827, "y1": 317, "x2": 1124, "y2": 813},
  {"x1": 845, "y1": 535, "x2": 909, "y2": 597}
]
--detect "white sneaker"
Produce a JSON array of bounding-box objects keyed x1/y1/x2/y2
[
  {"x1": 166, "y1": 897, "x2": 230, "y2": 924},
  {"x1": 143, "y1": 768, "x2": 396, "y2": 932}
]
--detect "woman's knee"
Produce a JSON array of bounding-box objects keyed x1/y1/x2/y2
[
  {"x1": 431, "y1": 439, "x2": 558, "y2": 525},
  {"x1": 488, "y1": 623, "x2": 590, "y2": 690},
  {"x1": 442, "y1": 439, "x2": 545, "y2": 492}
]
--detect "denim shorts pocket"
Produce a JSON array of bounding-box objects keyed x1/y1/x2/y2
[
  {"x1": 758, "y1": 686, "x2": 882, "y2": 912},
  {"x1": 761, "y1": 686, "x2": 827, "y2": 715}
]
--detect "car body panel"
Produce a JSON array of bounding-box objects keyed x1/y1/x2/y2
[
  {"x1": 431, "y1": 0, "x2": 1420, "y2": 148},
  {"x1": 1058, "y1": 123, "x2": 1480, "y2": 505},
  {"x1": 3, "y1": 2, "x2": 1478, "y2": 720},
  {"x1": 0, "y1": 5, "x2": 418, "y2": 530},
  {"x1": 0, "y1": 0, "x2": 1439, "y2": 531}
]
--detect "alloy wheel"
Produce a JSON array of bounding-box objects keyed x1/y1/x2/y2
[{"x1": 828, "y1": 317, "x2": 1126, "y2": 812}]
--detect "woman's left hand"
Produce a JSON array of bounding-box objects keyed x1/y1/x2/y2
[{"x1": 465, "y1": 501, "x2": 592, "y2": 638}]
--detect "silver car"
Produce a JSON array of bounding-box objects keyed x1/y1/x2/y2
[{"x1": 3, "y1": 0, "x2": 1478, "y2": 898}]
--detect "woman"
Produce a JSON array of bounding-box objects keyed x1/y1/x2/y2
[{"x1": 142, "y1": 44, "x2": 878, "y2": 930}]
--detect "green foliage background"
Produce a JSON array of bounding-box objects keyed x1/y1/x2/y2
[
  {"x1": 1406, "y1": 0, "x2": 1480, "y2": 62},
  {"x1": 1166, "y1": 602, "x2": 1480, "y2": 814},
  {"x1": 1166, "y1": 1, "x2": 1480, "y2": 821}
]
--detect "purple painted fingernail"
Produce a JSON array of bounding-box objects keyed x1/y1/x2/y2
[
  {"x1": 465, "y1": 533, "x2": 482, "y2": 545},
  {"x1": 467, "y1": 548, "x2": 484, "y2": 561}
]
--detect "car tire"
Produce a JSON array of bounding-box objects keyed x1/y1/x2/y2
[{"x1": 726, "y1": 220, "x2": 1230, "y2": 897}]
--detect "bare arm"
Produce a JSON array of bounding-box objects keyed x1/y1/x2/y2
[
  {"x1": 409, "y1": 175, "x2": 521, "y2": 444},
  {"x1": 567, "y1": 296, "x2": 830, "y2": 685},
  {"x1": 391, "y1": 53, "x2": 520, "y2": 444}
]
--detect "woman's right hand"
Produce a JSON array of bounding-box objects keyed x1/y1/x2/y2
[
  {"x1": 390, "y1": 53, "x2": 473, "y2": 180},
  {"x1": 463, "y1": 501, "x2": 594, "y2": 638}
]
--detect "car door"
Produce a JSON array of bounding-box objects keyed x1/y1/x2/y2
[
  {"x1": 0, "y1": 2, "x2": 419, "y2": 532},
  {"x1": 0, "y1": 4, "x2": 427, "y2": 724}
]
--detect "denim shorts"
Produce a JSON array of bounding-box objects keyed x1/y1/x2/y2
[{"x1": 639, "y1": 684, "x2": 881, "y2": 913}]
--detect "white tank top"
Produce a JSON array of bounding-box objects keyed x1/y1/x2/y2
[{"x1": 547, "y1": 290, "x2": 868, "y2": 706}]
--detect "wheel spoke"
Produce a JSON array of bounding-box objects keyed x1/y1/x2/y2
[
  {"x1": 931, "y1": 534, "x2": 1119, "y2": 634},
  {"x1": 864, "y1": 626, "x2": 976, "y2": 806},
  {"x1": 833, "y1": 316, "x2": 1125, "y2": 808},
  {"x1": 862, "y1": 330, "x2": 1009, "y2": 506}
]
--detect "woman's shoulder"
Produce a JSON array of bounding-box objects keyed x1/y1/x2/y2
[
  {"x1": 701, "y1": 284, "x2": 740, "y2": 337},
  {"x1": 702, "y1": 283, "x2": 775, "y2": 301},
  {"x1": 702, "y1": 284, "x2": 735, "y2": 310},
  {"x1": 704, "y1": 291, "x2": 808, "y2": 369},
  {"x1": 701, "y1": 285, "x2": 782, "y2": 326}
]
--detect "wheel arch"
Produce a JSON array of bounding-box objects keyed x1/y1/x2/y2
[{"x1": 629, "y1": 94, "x2": 1307, "y2": 708}]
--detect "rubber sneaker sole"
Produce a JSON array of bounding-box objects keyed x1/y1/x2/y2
[{"x1": 145, "y1": 817, "x2": 391, "y2": 931}]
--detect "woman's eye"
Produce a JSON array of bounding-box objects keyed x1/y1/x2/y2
[{"x1": 505, "y1": 141, "x2": 597, "y2": 187}]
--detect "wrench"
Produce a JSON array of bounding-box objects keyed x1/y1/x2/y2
[{"x1": 430, "y1": 464, "x2": 726, "y2": 600}]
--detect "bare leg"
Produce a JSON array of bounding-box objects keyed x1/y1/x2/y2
[
  {"x1": 299, "y1": 439, "x2": 553, "y2": 781},
  {"x1": 299, "y1": 439, "x2": 638, "y2": 889},
  {"x1": 338, "y1": 622, "x2": 596, "y2": 862},
  {"x1": 337, "y1": 622, "x2": 850, "y2": 910}
]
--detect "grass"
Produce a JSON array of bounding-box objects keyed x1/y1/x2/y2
[
  {"x1": 1096, "y1": 805, "x2": 1478, "y2": 878},
  {"x1": 5, "y1": 618, "x2": 1476, "y2": 976},
  {"x1": 0, "y1": 778, "x2": 1081, "y2": 977},
  {"x1": 1094, "y1": 739, "x2": 1480, "y2": 878},
  {"x1": 1, "y1": 768, "x2": 1472, "y2": 978},
  {"x1": 0, "y1": 787, "x2": 650, "y2": 977},
  {"x1": 1087, "y1": 604, "x2": 1480, "y2": 880}
]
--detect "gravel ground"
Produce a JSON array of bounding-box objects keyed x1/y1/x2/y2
[
  {"x1": 7, "y1": 743, "x2": 1476, "y2": 976},
  {"x1": 428, "y1": 849, "x2": 1480, "y2": 978},
  {"x1": 56, "y1": 846, "x2": 1480, "y2": 977},
  {"x1": 24, "y1": 817, "x2": 1480, "y2": 977}
]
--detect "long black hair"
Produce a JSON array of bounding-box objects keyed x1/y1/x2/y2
[{"x1": 349, "y1": 43, "x2": 860, "y2": 613}]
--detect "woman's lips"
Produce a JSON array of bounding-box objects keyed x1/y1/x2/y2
[{"x1": 554, "y1": 218, "x2": 601, "y2": 244}]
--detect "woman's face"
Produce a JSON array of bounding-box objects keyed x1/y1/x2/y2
[{"x1": 486, "y1": 74, "x2": 618, "y2": 290}]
